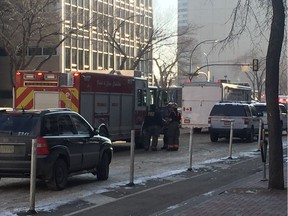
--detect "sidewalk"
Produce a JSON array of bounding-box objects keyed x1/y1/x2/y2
[{"x1": 159, "y1": 163, "x2": 287, "y2": 216}]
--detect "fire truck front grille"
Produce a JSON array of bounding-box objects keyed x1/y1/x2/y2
[{"x1": 24, "y1": 82, "x2": 58, "y2": 87}]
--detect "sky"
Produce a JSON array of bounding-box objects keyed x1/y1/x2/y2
[
  {"x1": 154, "y1": 0, "x2": 177, "y2": 10},
  {"x1": 154, "y1": 0, "x2": 177, "y2": 21}
]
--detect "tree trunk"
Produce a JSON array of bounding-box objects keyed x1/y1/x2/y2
[{"x1": 266, "y1": 0, "x2": 285, "y2": 190}]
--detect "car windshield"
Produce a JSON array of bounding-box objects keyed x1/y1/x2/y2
[
  {"x1": 0, "y1": 113, "x2": 39, "y2": 135},
  {"x1": 210, "y1": 105, "x2": 246, "y2": 116}
]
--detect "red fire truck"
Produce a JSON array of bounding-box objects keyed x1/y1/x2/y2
[{"x1": 14, "y1": 70, "x2": 150, "y2": 147}]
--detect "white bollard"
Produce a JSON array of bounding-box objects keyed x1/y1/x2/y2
[
  {"x1": 187, "y1": 127, "x2": 194, "y2": 171},
  {"x1": 127, "y1": 130, "x2": 135, "y2": 186},
  {"x1": 28, "y1": 139, "x2": 37, "y2": 214},
  {"x1": 221, "y1": 119, "x2": 234, "y2": 159},
  {"x1": 227, "y1": 120, "x2": 234, "y2": 159}
]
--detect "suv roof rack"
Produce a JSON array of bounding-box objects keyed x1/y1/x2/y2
[
  {"x1": 220, "y1": 100, "x2": 249, "y2": 104},
  {"x1": 39, "y1": 108, "x2": 72, "y2": 114}
]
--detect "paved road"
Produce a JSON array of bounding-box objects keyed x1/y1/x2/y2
[{"x1": 2, "y1": 130, "x2": 286, "y2": 215}]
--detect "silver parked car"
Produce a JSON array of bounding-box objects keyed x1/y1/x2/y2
[
  {"x1": 253, "y1": 102, "x2": 287, "y2": 132},
  {"x1": 208, "y1": 102, "x2": 261, "y2": 142}
]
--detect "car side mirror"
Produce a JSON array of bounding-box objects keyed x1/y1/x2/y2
[
  {"x1": 89, "y1": 128, "x2": 99, "y2": 137},
  {"x1": 94, "y1": 128, "x2": 100, "y2": 136},
  {"x1": 257, "y1": 112, "x2": 263, "y2": 117}
]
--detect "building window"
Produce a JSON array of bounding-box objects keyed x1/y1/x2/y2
[
  {"x1": 98, "y1": 53, "x2": 103, "y2": 67},
  {"x1": 79, "y1": 50, "x2": 83, "y2": 70},
  {"x1": 104, "y1": 53, "x2": 108, "y2": 69},
  {"x1": 93, "y1": 52, "x2": 97, "y2": 70},
  {"x1": 72, "y1": 48, "x2": 77, "y2": 65},
  {"x1": 43, "y1": 48, "x2": 57, "y2": 55},
  {"x1": 65, "y1": 48, "x2": 71, "y2": 69},
  {"x1": 28, "y1": 48, "x2": 42, "y2": 56},
  {"x1": 109, "y1": 55, "x2": 114, "y2": 68},
  {"x1": 84, "y1": 50, "x2": 89, "y2": 67}
]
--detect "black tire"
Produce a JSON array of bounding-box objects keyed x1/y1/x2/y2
[
  {"x1": 246, "y1": 127, "x2": 254, "y2": 143},
  {"x1": 210, "y1": 133, "x2": 218, "y2": 142},
  {"x1": 97, "y1": 152, "x2": 110, "y2": 180},
  {"x1": 47, "y1": 158, "x2": 68, "y2": 190}
]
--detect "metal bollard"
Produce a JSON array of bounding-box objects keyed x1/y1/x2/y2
[
  {"x1": 260, "y1": 129, "x2": 268, "y2": 181},
  {"x1": 221, "y1": 119, "x2": 234, "y2": 159},
  {"x1": 227, "y1": 120, "x2": 234, "y2": 159},
  {"x1": 257, "y1": 119, "x2": 262, "y2": 151},
  {"x1": 187, "y1": 127, "x2": 194, "y2": 171},
  {"x1": 127, "y1": 130, "x2": 135, "y2": 186},
  {"x1": 28, "y1": 139, "x2": 37, "y2": 214}
]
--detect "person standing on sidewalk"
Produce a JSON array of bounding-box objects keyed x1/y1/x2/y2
[
  {"x1": 143, "y1": 104, "x2": 163, "y2": 151},
  {"x1": 166, "y1": 103, "x2": 180, "y2": 151}
]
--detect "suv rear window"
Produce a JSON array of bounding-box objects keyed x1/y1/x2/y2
[
  {"x1": 0, "y1": 113, "x2": 39, "y2": 135},
  {"x1": 210, "y1": 104, "x2": 247, "y2": 116},
  {"x1": 254, "y1": 105, "x2": 267, "y2": 113}
]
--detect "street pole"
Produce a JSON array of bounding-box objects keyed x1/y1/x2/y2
[
  {"x1": 189, "y1": 63, "x2": 250, "y2": 81},
  {"x1": 203, "y1": 52, "x2": 210, "y2": 82},
  {"x1": 188, "y1": 39, "x2": 217, "y2": 77}
]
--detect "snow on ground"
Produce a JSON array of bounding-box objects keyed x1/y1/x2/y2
[{"x1": 1, "y1": 134, "x2": 287, "y2": 215}]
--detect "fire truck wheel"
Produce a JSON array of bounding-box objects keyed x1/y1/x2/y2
[
  {"x1": 99, "y1": 127, "x2": 109, "y2": 138},
  {"x1": 97, "y1": 152, "x2": 109, "y2": 180},
  {"x1": 47, "y1": 158, "x2": 68, "y2": 190}
]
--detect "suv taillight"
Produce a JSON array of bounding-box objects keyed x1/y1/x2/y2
[
  {"x1": 243, "y1": 118, "x2": 250, "y2": 125},
  {"x1": 36, "y1": 137, "x2": 49, "y2": 155},
  {"x1": 208, "y1": 117, "x2": 211, "y2": 124}
]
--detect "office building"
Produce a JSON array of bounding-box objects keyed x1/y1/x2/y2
[
  {"x1": 177, "y1": 0, "x2": 268, "y2": 85},
  {"x1": 0, "y1": 0, "x2": 153, "y2": 106}
]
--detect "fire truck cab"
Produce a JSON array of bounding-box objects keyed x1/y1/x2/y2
[{"x1": 15, "y1": 70, "x2": 150, "y2": 148}]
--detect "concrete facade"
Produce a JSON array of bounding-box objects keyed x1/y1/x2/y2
[
  {"x1": 177, "y1": 0, "x2": 268, "y2": 85},
  {"x1": 0, "y1": 0, "x2": 153, "y2": 106}
]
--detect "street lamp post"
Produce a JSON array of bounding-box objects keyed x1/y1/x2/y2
[
  {"x1": 188, "y1": 39, "x2": 217, "y2": 76},
  {"x1": 203, "y1": 52, "x2": 210, "y2": 82},
  {"x1": 189, "y1": 63, "x2": 250, "y2": 81},
  {"x1": 111, "y1": 14, "x2": 144, "y2": 70}
]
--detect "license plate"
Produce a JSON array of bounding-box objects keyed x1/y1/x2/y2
[
  {"x1": 223, "y1": 121, "x2": 231, "y2": 125},
  {"x1": 0, "y1": 145, "x2": 14, "y2": 153}
]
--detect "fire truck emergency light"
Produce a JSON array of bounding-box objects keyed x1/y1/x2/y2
[
  {"x1": 37, "y1": 72, "x2": 43, "y2": 76},
  {"x1": 44, "y1": 74, "x2": 57, "y2": 80},
  {"x1": 23, "y1": 74, "x2": 35, "y2": 79},
  {"x1": 73, "y1": 72, "x2": 80, "y2": 77},
  {"x1": 279, "y1": 98, "x2": 288, "y2": 103}
]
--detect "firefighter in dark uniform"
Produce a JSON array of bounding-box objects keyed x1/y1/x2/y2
[
  {"x1": 166, "y1": 103, "x2": 180, "y2": 151},
  {"x1": 143, "y1": 104, "x2": 163, "y2": 151}
]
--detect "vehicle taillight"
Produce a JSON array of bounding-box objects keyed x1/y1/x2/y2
[
  {"x1": 208, "y1": 117, "x2": 211, "y2": 124},
  {"x1": 36, "y1": 137, "x2": 49, "y2": 155},
  {"x1": 243, "y1": 118, "x2": 250, "y2": 125}
]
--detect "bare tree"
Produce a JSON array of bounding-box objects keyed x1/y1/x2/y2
[
  {"x1": 153, "y1": 48, "x2": 180, "y2": 88},
  {"x1": 225, "y1": 0, "x2": 285, "y2": 190},
  {"x1": 105, "y1": 18, "x2": 188, "y2": 71},
  {"x1": 0, "y1": 0, "x2": 80, "y2": 88},
  {"x1": 265, "y1": 0, "x2": 285, "y2": 190}
]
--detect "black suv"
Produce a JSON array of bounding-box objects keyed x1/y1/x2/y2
[
  {"x1": 0, "y1": 108, "x2": 113, "y2": 190},
  {"x1": 208, "y1": 103, "x2": 261, "y2": 142}
]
